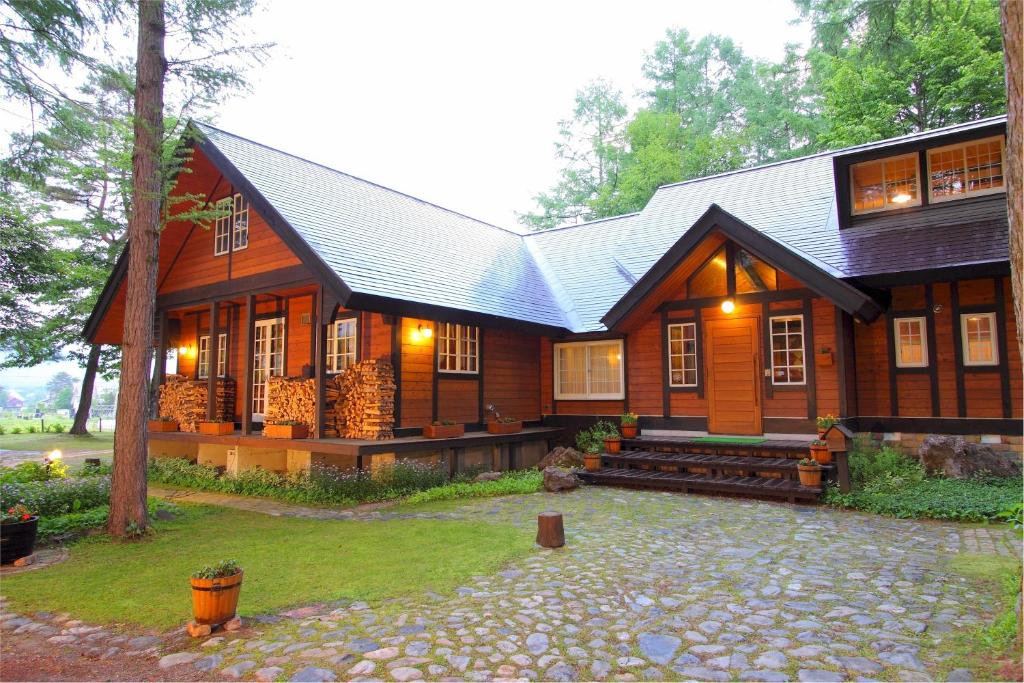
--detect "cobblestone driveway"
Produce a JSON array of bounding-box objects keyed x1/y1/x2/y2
[{"x1": 3, "y1": 487, "x2": 1020, "y2": 682}]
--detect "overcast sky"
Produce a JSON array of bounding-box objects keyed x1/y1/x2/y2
[{"x1": 0, "y1": 0, "x2": 810, "y2": 386}]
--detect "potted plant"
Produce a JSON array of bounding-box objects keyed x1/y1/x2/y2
[
  {"x1": 598, "y1": 420, "x2": 622, "y2": 454},
  {"x1": 264, "y1": 420, "x2": 309, "y2": 439},
  {"x1": 198, "y1": 419, "x2": 234, "y2": 436},
  {"x1": 620, "y1": 412, "x2": 639, "y2": 439},
  {"x1": 148, "y1": 416, "x2": 179, "y2": 433},
  {"x1": 423, "y1": 420, "x2": 465, "y2": 439},
  {"x1": 809, "y1": 438, "x2": 831, "y2": 464},
  {"x1": 583, "y1": 444, "x2": 602, "y2": 472},
  {"x1": 1, "y1": 505, "x2": 38, "y2": 564},
  {"x1": 190, "y1": 559, "x2": 244, "y2": 626},
  {"x1": 487, "y1": 416, "x2": 523, "y2": 434},
  {"x1": 815, "y1": 414, "x2": 838, "y2": 439},
  {"x1": 797, "y1": 458, "x2": 822, "y2": 487}
]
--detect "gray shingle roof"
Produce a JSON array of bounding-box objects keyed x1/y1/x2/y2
[{"x1": 194, "y1": 117, "x2": 1008, "y2": 334}]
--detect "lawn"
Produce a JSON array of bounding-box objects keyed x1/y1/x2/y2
[
  {"x1": 1, "y1": 503, "x2": 534, "y2": 630},
  {"x1": 0, "y1": 432, "x2": 114, "y2": 455}
]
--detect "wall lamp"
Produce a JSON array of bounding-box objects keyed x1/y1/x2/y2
[
  {"x1": 411, "y1": 324, "x2": 433, "y2": 342},
  {"x1": 721, "y1": 299, "x2": 735, "y2": 314}
]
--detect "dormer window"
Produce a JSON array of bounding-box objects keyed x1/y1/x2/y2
[
  {"x1": 214, "y1": 193, "x2": 249, "y2": 256},
  {"x1": 927, "y1": 136, "x2": 1004, "y2": 202},
  {"x1": 850, "y1": 153, "x2": 921, "y2": 214}
]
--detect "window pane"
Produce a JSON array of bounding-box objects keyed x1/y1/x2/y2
[
  {"x1": 589, "y1": 342, "x2": 622, "y2": 395},
  {"x1": 667, "y1": 323, "x2": 697, "y2": 387},
  {"x1": 557, "y1": 346, "x2": 586, "y2": 396},
  {"x1": 852, "y1": 161, "x2": 884, "y2": 212},
  {"x1": 770, "y1": 316, "x2": 804, "y2": 384},
  {"x1": 929, "y1": 148, "x2": 965, "y2": 198},
  {"x1": 966, "y1": 139, "x2": 1003, "y2": 192},
  {"x1": 688, "y1": 248, "x2": 728, "y2": 297},
  {"x1": 884, "y1": 155, "x2": 918, "y2": 206},
  {"x1": 734, "y1": 249, "x2": 777, "y2": 293}
]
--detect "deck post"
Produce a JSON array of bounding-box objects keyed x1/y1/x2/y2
[
  {"x1": 207, "y1": 300, "x2": 219, "y2": 421},
  {"x1": 154, "y1": 308, "x2": 168, "y2": 418},
  {"x1": 241, "y1": 294, "x2": 256, "y2": 434},
  {"x1": 834, "y1": 450, "x2": 851, "y2": 493},
  {"x1": 313, "y1": 285, "x2": 331, "y2": 440}
]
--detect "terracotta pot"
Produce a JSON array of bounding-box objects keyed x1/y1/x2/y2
[
  {"x1": 1, "y1": 516, "x2": 39, "y2": 564},
  {"x1": 816, "y1": 428, "x2": 828, "y2": 439},
  {"x1": 423, "y1": 423, "x2": 465, "y2": 439},
  {"x1": 809, "y1": 443, "x2": 832, "y2": 465},
  {"x1": 190, "y1": 571, "x2": 243, "y2": 625},
  {"x1": 603, "y1": 437, "x2": 622, "y2": 454},
  {"x1": 487, "y1": 421, "x2": 522, "y2": 435},
  {"x1": 149, "y1": 419, "x2": 179, "y2": 433},
  {"x1": 264, "y1": 423, "x2": 309, "y2": 439},
  {"x1": 199, "y1": 422, "x2": 234, "y2": 436},
  {"x1": 797, "y1": 463, "x2": 822, "y2": 487},
  {"x1": 621, "y1": 423, "x2": 638, "y2": 439},
  {"x1": 584, "y1": 453, "x2": 602, "y2": 472}
]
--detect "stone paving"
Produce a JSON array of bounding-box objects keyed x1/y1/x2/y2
[{"x1": 3, "y1": 487, "x2": 1021, "y2": 682}]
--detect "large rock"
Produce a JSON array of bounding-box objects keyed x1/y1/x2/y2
[
  {"x1": 917, "y1": 435, "x2": 1022, "y2": 478},
  {"x1": 473, "y1": 471, "x2": 503, "y2": 482},
  {"x1": 537, "y1": 446, "x2": 584, "y2": 470},
  {"x1": 543, "y1": 466, "x2": 579, "y2": 492}
]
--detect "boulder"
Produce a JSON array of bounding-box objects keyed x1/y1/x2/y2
[
  {"x1": 537, "y1": 446, "x2": 584, "y2": 470},
  {"x1": 543, "y1": 466, "x2": 579, "y2": 492},
  {"x1": 473, "y1": 471, "x2": 503, "y2": 483},
  {"x1": 917, "y1": 435, "x2": 1022, "y2": 478}
]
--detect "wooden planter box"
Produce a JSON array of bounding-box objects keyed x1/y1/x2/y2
[
  {"x1": 264, "y1": 423, "x2": 309, "y2": 439},
  {"x1": 423, "y1": 423, "x2": 465, "y2": 439},
  {"x1": 148, "y1": 419, "x2": 179, "y2": 433},
  {"x1": 487, "y1": 421, "x2": 523, "y2": 435},
  {"x1": 198, "y1": 421, "x2": 234, "y2": 436}
]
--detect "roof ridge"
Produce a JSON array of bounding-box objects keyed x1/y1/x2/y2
[
  {"x1": 191, "y1": 121, "x2": 527, "y2": 238},
  {"x1": 523, "y1": 211, "x2": 641, "y2": 237}
]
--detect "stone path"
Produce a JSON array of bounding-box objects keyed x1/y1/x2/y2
[{"x1": 3, "y1": 487, "x2": 1021, "y2": 682}]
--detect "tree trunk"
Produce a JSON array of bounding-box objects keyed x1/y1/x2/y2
[
  {"x1": 70, "y1": 344, "x2": 101, "y2": 435},
  {"x1": 1002, "y1": 0, "x2": 1023, "y2": 361},
  {"x1": 108, "y1": 0, "x2": 166, "y2": 537}
]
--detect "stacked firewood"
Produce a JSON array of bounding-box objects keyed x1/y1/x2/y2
[
  {"x1": 324, "y1": 375, "x2": 346, "y2": 438},
  {"x1": 264, "y1": 377, "x2": 316, "y2": 432},
  {"x1": 157, "y1": 374, "x2": 235, "y2": 432},
  {"x1": 337, "y1": 359, "x2": 395, "y2": 440}
]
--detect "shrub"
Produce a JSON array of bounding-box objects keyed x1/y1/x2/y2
[
  {"x1": 0, "y1": 461, "x2": 54, "y2": 484},
  {"x1": 26, "y1": 425, "x2": 37, "y2": 434},
  {"x1": 0, "y1": 425, "x2": 5, "y2": 435},
  {"x1": 0, "y1": 476, "x2": 111, "y2": 517},
  {"x1": 35, "y1": 500, "x2": 179, "y2": 542},
  {"x1": 404, "y1": 470, "x2": 544, "y2": 504},
  {"x1": 192, "y1": 559, "x2": 241, "y2": 579},
  {"x1": 847, "y1": 440, "x2": 925, "y2": 492},
  {"x1": 47, "y1": 423, "x2": 66, "y2": 433},
  {"x1": 10, "y1": 427, "x2": 22, "y2": 434}
]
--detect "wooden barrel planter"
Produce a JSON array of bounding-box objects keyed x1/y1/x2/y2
[
  {"x1": 797, "y1": 462, "x2": 822, "y2": 487},
  {"x1": 809, "y1": 442, "x2": 832, "y2": 465},
  {"x1": 603, "y1": 437, "x2": 621, "y2": 454},
  {"x1": 1, "y1": 516, "x2": 39, "y2": 564},
  {"x1": 621, "y1": 423, "x2": 638, "y2": 439},
  {"x1": 584, "y1": 452, "x2": 602, "y2": 471},
  {"x1": 190, "y1": 571, "x2": 244, "y2": 625}
]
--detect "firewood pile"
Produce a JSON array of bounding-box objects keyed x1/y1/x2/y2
[
  {"x1": 325, "y1": 375, "x2": 345, "y2": 438},
  {"x1": 334, "y1": 359, "x2": 395, "y2": 440},
  {"x1": 265, "y1": 376, "x2": 317, "y2": 432},
  {"x1": 157, "y1": 374, "x2": 236, "y2": 432}
]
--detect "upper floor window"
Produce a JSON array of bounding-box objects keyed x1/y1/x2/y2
[
  {"x1": 214, "y1": 193, "x2": 249, "y2": 256},
  {"x1": 326, "y1": 317, "x2": 357, "y2": 374},
  {"x1": 928, "y1": 136, "x2": 1005, "y2": 202},
  {"x1": 198, "y1": 333, "x2": 227, "y2": 379},
  {"x1": 961, "y1": 312, "x2": 998, "y2": 366},
  {"x1": 438, "y1": 323, "x2": 479, "y2": 374},
  {"x1": 554, "y1": 339, "x2": 624, "y2": 400},
  {"x1": 893, "y1": 317, "x2": 928, "y2": 368},
  {"x1": 667, "y1": 322, "x2": 698, "y2": 387},
  {"x1": 851, "y1": 153, "x2": 921, "y2": 214},
  {"x1": 769, "y1": 315, "x2": 805, "y2": 385}
]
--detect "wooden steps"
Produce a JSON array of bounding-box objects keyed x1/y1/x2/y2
[
  {"x1": 602, "y1": 450, "x2": 831, "y2": 476},
  {"x1": 578, "y1": 467, "x2": 821, "y2": 502},
  {"x1": 622, "y1": 436, "x2": 811, "y2": 459}
]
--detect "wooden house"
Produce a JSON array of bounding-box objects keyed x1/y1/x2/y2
[{"x1": 85, "y1": 116, "x2": 1021, "y2": 483}]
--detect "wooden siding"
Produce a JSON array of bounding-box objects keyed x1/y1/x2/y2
[
  {"x1": 483, "y1": 330, "x2": 540, "y2": 422},
  {"x1": 399, "y1": 317, "x2": 434, "y2": 428}
]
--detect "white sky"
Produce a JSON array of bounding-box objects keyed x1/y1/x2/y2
[{"x1": 0, "y1": 0, "x2": 810, "y2": 385}]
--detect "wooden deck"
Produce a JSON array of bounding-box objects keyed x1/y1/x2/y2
[
  {"x1": 578, "y1": 467, "x2": 821, "y2": 502},
  {"x1": 148, "y1": 425, "x2": 562, "y2": 457}
]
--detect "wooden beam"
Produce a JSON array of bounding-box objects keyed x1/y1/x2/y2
[
  {"x1": 242, "y1": 294, "x2": 256, "y2": 434},
  {"x1": 155, "y1": 309, "x2": 168, "y2": 418},
  {"x1": 313, "y1": 285, "x2": 327, "y2": 439},
  {"x1": 207, "y1": 300, "x2": 220, "y2": 421}
]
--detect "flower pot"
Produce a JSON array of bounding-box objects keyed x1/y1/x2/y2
[
  {"x1": 621, "y1": 424, "x2": 638, "y2": 439},
  {"x1": 487, "y1": 421, "x2": 522, "y2": 435},
  {"x1": 584, "y1": 453, "x2": 602, "y2": 472},
  {"x1": 603, "y1": 437, "x2": 621, "y2": 454},
  {"x1": 816, "y1": 428, "x2": 828, "y2": 439},
  {"x1": 423, "y1": 423, "x2": 465, "y2": 439},
  {"x1": 809, "y1": 443, "x2": 832, "y2": 465},
  {"x1": 264, "y1": 423, "x2": 309, "y2": 439},
  {"x1": 199, "y1": 421, "x2": 234, "y2": 436},
  {"x1": 1, "y1": 516, "x2": 38, "y2": 564},
  {"x1": 149, "y1": 419, "x2": 179, "y2": 433},
  {"x1": 190, "y1": 571, "x2": 243, "y2": 626},
  {"x1": 797, "y1": 463, "x2": 822, "y2": 487}
]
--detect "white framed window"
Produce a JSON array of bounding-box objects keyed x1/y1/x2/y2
[
  {"x1": 928, "y1": 136, "x2": 1005, "y2": 203},
  {"x1": 213, "y1": 193, "x2": 249, "y2": 256},
  {"x1": 438, "y1": 323, "x2": 479, "y2": 374},
  {"x1": 554, "y1": 339, "x2": 624, "y2": 400},
  {"x1": 850, "y1": 153, "x2": 921, "y2": 214},
  {"x1": 961, "y1": 312, "x2": 999, "y2": 366},
  {"x1": 769, "y1": 315, "x2": 805, "y2": 385},
  {"x1": 326, "y1": 317, "x2": 358, "y2": 374},
  {"x1": 198, "y1": 333, "x2": 228, "y2": 379},
  {"x1": 894, "y1": 317, "x2": 928, "y2": 368},
  {"x1": 667, "y1": 322, "x2": 698, "y2": 387}
]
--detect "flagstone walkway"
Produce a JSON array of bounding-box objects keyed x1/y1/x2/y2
[{"x1": 2, "y1": 487, "x2": 1020, "y2": 682}]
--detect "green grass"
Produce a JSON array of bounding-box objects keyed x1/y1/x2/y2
[
  {"x1": 401, "y1": 470, "x2": 543, "y2": 505},
  {"x1": 1, "y1": 503, "x2": 534, "y2": 629},
  {"x1": 0, "y1": 431, "x2": 114, "y2": 455}
]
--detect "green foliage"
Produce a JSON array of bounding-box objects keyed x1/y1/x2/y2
[
  {"x1": 36, "y1": 505, "x2": 109, "y2": 541},
  {"x1": 47, "y1": 422, "x2": 66, "y2": 433},
  {"x1": 192, "y1": 558, "x2": 241, "y2": 579},
  {"x1": 996, "y1": 502, "x2": 1023, "y2": 529},
  {"x1": 620, "y1": 412, "x2": 638, "y2": 426},
  {"x1": 404, "y1": 470, "x2": 544, "y2": 505},
  {"x1": 574, "y1": 420, "x2": 619, "y2": 453},
  {"x1": 0, "y1": 461, "x2": 54, "y2": 484},
  {"x1": 2, "y1": 503, "x2": 34, "y2": 523},
  {"x1": 1, "y1": 476, "x2": 111, "y2": 517}
]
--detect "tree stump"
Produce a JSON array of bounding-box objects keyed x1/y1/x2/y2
[{"x1": 536, "y1": 511, "x2": 564, "y2": 548}]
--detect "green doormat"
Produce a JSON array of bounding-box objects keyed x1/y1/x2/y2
[{"x1": 692, "y1": 436, "x2": 766, "y2": 444}]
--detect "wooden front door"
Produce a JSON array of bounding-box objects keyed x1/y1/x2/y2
[{"x1": 705, "y1": 317, "x2": 762, "y2": 435}]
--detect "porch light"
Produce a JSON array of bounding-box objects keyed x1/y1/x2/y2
[
  {"x1": 412, "y1": 324, "x2": 433, "y2": 342},
  {"x1": 892, "y1": 193, "x2": 912, "y2": 204},
  {"x1": 48, "y1": 450, "x2": 62, "y2": 461},
  {"x1": 721, "y1": 299, "x2": 735, "y2": 314}
]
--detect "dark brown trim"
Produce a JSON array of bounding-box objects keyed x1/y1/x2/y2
[
  {"x1": 725, "y1": 241, "x2": 737, "y2": 296},
  {"x1": 848, "y1": 416, "x2": 1021, "y2": 436},
  {"x1": 431, "y1": 321, "x2": 439, "y2": 423},
  {"x1": 950, "y1": 281, "x2": 966, "y2": 417},
  {"x1": 622, "y1": 334, "x2": 630, "y2": 413},
  {"x1": 207, "y1": 300, "x2": 219, "y2": 420},
  {"x1": 923, "y1": 285, "x2": 940, "y2": 416},
  {"x1": 848, "y1": 261, "x2": 1010, "y2": 288},
  {"x1": 283, "y1": 296, "x2": 290, "y2": 377},
  {"x1": 884, "y1": 308, "x2": 899, "y2": 416},
  {"x1": 477, "y1": 328, "x2": 485, "y2": 423},
  {"x1": 802, "y1": 298, "x2": 817, "y2": 420},
  {"x1": 993, "y1": 277, "x2": 1012, "y2": 418},
  {"x1": 242, "y1": 294, "x2": 256, "y2": 434},
  {"x1": 391, "y1": 316, "x2": 402, "y2": 428},
  {"x1": 313, "y1": 284, "x2": 327, "y2": 439},
  {"x1": 155, "y1": 264, "x2": 315, "y2": 309},
  {"x1": 761, "y1": 302, "x2": 773, "y2": 400},
  {"x1": 601, "y1": 204, "x2": 883, "y2": 329},
  {"x1": 192, "y1": 315, "x2": 202, "y2": 380},
  {"x1": 309, "y1": 289, "x2": 318, "y2": 371},
  {"x1": 660, "y1": 310, "x2": 670, "y2": 418},
  {"x1": 661, "y1": 288, "x2": 816, "y2": 312}
]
